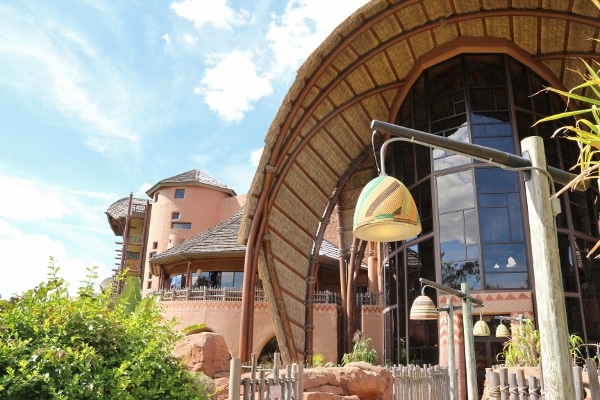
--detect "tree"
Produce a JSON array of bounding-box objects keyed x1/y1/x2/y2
[{"x1": 0, "y1": 258, "x2": 212, "y2": 399}]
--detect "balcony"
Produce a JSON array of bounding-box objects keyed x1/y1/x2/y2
[{"x1": 152, "y1": 287, "x2": 380, "y2": 306}]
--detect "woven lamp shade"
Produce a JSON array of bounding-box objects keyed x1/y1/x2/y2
[
  {"x1": 409, "y1": 295, "x2": 438, "y2": 320},
  {"x1": 353, "y1": 175, "x2": 422, "y2": 242},
  {"x1": 496, "y1": 324, "x2": 510, "y2": 338},
  {"x1": 473, "y1": 320, "x2": 491, "y2": 336}
]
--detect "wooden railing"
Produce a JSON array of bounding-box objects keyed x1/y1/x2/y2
[
  {"x1": 486, "y1": 360, "x2": 600, "y2": 400},
  {"x1": 227, "y1": 354, "x2": 450, "y2": 400},
  {"x1": 153, "y1": 288, "x2": 362, "y2": 305}
]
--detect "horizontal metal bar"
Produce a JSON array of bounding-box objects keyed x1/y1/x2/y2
[
  {"x1": 420, "y1": 278, "x2": 483, "y2": 305},
  {"x1": 371, "y1": 120, "x2": 585, "y2": 190}
]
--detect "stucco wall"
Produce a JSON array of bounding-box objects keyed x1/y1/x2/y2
[
  {"x1": 312, "y1": 304, "x2": 340, "y2": 364},
  {"x1": 361, "y1": 305, "x2": 384, "y2": 363},
  {"x1": 160, "y1": 300, "x2": 273, "y2": 358}
]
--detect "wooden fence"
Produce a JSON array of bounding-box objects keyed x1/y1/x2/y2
[
  {"x1": 391, "y1": 364, "x2": 451, "y2": 400},
  {"x1": 228, "y1": 353, "x2": 303, "y2": 400},
  {"x1": 486, "y1": 359, "x2": 600, "y2": 400},
  {"x1": 228, "y1": 353, "x2": 449, "y2": 400}
]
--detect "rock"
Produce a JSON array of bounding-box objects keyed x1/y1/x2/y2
[
  {"x1": 336, "y1": 362, "x2": 393, "y2": 400},
  {"x1": 174, "y1": 332, "x2": 231, "y2": 378},
  {"x1": 303, "y1": 362, "x2": 392, "y2": 400}
]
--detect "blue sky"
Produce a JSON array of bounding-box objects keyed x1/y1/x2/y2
[{"x1": 0, "y1": 0, "x2": 369, "y2": 298}]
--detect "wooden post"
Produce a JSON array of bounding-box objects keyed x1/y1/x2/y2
[
  {"x1": 521, "y1": 136, "x2": 575, "y2": 399},
  {"x1": 461, "y1": 283, "x2": 478, "y2": 400},
  {"x1": 499, "y1": 367, "x2": 509, "y2": 400},
  {"x1": 447, "y1": 299, "x2": 458, "y2": 400},
  {"x1": 516, "y1": 369, "x2": 527, "y2": 400},
  {"x1": 228, "y1": 358, "x2": 241, "y2": 400},
  {"x1": 508, "y1": 372, "x2": 518, "y2": 400},
  {"x1": 487, "y1": 368, "x2": 500, "y2": 400},
  {"x1": 586, "y1": 358, "x2": 600, "y2": 400},
  {"x1": 573, "y1": 365, "x2": 583, "y2": 400}
]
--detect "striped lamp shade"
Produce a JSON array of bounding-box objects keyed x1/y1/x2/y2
[
  {"x1": 409, "y1": 295, "x2": 438, "y2": 320},
  {"x1": 353, "y1": 175, "x2": 422, "y2": 242},
  {"x1": 496, "y1": 324, "x2": 510, "y2": 338},
  {"x1": 473, "y1": 320, "x2": 491, "y2": 336}
]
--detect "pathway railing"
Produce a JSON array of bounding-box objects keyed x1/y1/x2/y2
[
  {"x1": 227, "y1": 354, "x2": 450, "y2": 400},
  {"x1": 486, "y1": 359, "x2": 600, "y2": 400}
]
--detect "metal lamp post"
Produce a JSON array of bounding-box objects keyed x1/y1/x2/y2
[
  {"x1": 369, "y1": 120, "x2": 578, "y2": 400},
  {"x1": 413, "y1": 278, "x2": 483, "y2": 400}
]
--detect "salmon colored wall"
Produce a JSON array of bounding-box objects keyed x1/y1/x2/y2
[
  {"x1": 312, "y1": 304, "x2": 339, "y2": 364},
  {"x1": 147, "y1": 186, "x2": 231, "y2": 253},
  {"x1": 142, "y1": 186, "x2": 245, "y2": 295},
  {"x1": 161, "y1": 301, "x2": 274, "y2": 359},
  {"x1": 220, "y1": 194, "x2": 246, "y2": 221},
  {"x1": 360, "y1": 306, "x2": 384, "y2": 363}
]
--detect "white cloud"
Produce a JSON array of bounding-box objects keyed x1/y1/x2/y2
[
  {"x1": 196, "y1": 50, "x2": 272, "y2": 122},
  {"x1": 506, "y1": 256, "x2": 517, "y2": 268},
  {"x1": 250, "y1": 148, "x2": 263, "y2": 166},
  {"x1": 0, "y1": 4, "x2": 152, "y2": 156},
  {"x1": 170, "y1": 0, "x2": 248, "y2": 30},
  {"x1": 163, "y1": 33, "x2": 172, "y2": 45},
  {"x1": 183, "y1": 33, "x2": 198, "y2": 45},
  {"x1": 0, "y1": 219, "x2": 106, "y2": 299},
  {"x1": 0, "y1": 176, "x2": 68, "y2": 220},
  {"x1": 0, "y1": 175, "x2": 115, "y2": 298},
  {"x1": 266, "y1": 0, "x2": 370, "y2": 78}
]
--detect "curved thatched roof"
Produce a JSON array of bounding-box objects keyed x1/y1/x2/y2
[{"x1": 239, "y1": 0, "x2": 600, "y2": 363}]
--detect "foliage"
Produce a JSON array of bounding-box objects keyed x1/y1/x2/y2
[
  {"x1": 341, "y1": 331, "x2": 379, "y2": 366},
  {"x1": 312, "y1": 353, "x2": 335, "y2": 368},
  {"x1": 534, "y1": 57, "x2": 600, "y2": 256},
  {"x1": 497, "y1": 319, "x2": 541, "y2": 367},
  {"x1": 181, "y1": 323, "x2": 207, "y2": 336},
  {"x1": 496, "y1": 320, "x2": 585, "y2": 368},
  {"x1": 0, "y1": 258, "x2": 212, "y2": 400},
  {"x1": 114, "y1": 276, "x2": 141, "y2": 314},
  {"x1": 569, "y1": 333, "x2": 585, "y2": 365}
]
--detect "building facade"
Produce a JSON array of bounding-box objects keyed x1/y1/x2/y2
[
  {"x1": 106, "y1": 169, "x2": 366, "y2": 364},
  {"x1": 239, "y1": 1, "x2": 600, "y2": 398}
]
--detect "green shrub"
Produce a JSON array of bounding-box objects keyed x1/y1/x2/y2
[
  {"x1": 0, "y1": 258, "x2": 212, "y2": 400},
  {"x1": 312, "y1": 353, "x2": 335, "y2": 368},
  {"x1": 497, "y1": 319, "x2": 541, "y2": 367},
  {"x1": 341, "y1": 332, "x2": 378, "y2": 366}
]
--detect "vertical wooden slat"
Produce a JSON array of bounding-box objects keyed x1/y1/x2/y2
[
  {"x1": 508, "y1": 372, "x2": 518, "y2": 400},
  {"x1": 516, "y1": 369, "x2": 527, "y2": 400},
  {"x1": 499, "y1": 367, "x2": 509, "y2": 400},
  {"x1": 587, "y1": 358, "x2": 600, "y2": 400},
  {"x1": 229, "y1": 358, "x2": 241, "y2": 400}
]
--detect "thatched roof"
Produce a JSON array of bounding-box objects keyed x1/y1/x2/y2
[
  {"x1": 152, "y1": 208, "x2": 246, "y2": 266},
  {"x1": 239, "y1": 0, "x2": 600, "y2": 363},
  {"x1": 145, "y1": 169, "x2": 236, "y2": 197},
  {"x1": 105, "y1": 196, "x2": 149, "y2": 236},
  {"x1": 150, "y1": 207, "x2": 339, "y2": 274}
]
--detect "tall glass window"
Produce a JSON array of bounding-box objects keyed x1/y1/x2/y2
[{"x1": 380, "y1": 53, "x2": 600, "y2": 366}]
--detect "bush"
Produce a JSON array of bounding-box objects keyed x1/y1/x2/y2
[
  {"x1": 0, "y1": 258, "x2": 212, "y2": 399},
  {"x1": 341, "y1": 331, "x2": 378, "y2": 366},
  {"x1": 497, "y1": 319, "x2": 541, "y2": 367}
]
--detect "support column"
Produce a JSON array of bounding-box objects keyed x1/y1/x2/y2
[{"x1": 521, "y1": 136, "x2": 574, "y2": 399}]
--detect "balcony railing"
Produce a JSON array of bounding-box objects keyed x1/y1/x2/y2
[
  {"x1": 151, "y1": 287, "x2": 380, "y2": 306},
  {"x1": 357, "y1": 291, "x2": 381, "y2": 306}
]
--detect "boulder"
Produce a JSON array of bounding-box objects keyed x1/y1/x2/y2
[
  {"x1": 174, "y1": 332, "x2": 231, "y2": 378},
  {"x1": 303, "y1": 362, "x2": 393, "y2": 400}
]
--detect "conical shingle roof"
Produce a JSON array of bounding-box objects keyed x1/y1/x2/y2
[
  {"x1": 151, "y1": 208, "x2": 246, "y2": 264},
  {"x1": 145, "y1": 169, "x2": 236, "y2": 197}
]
